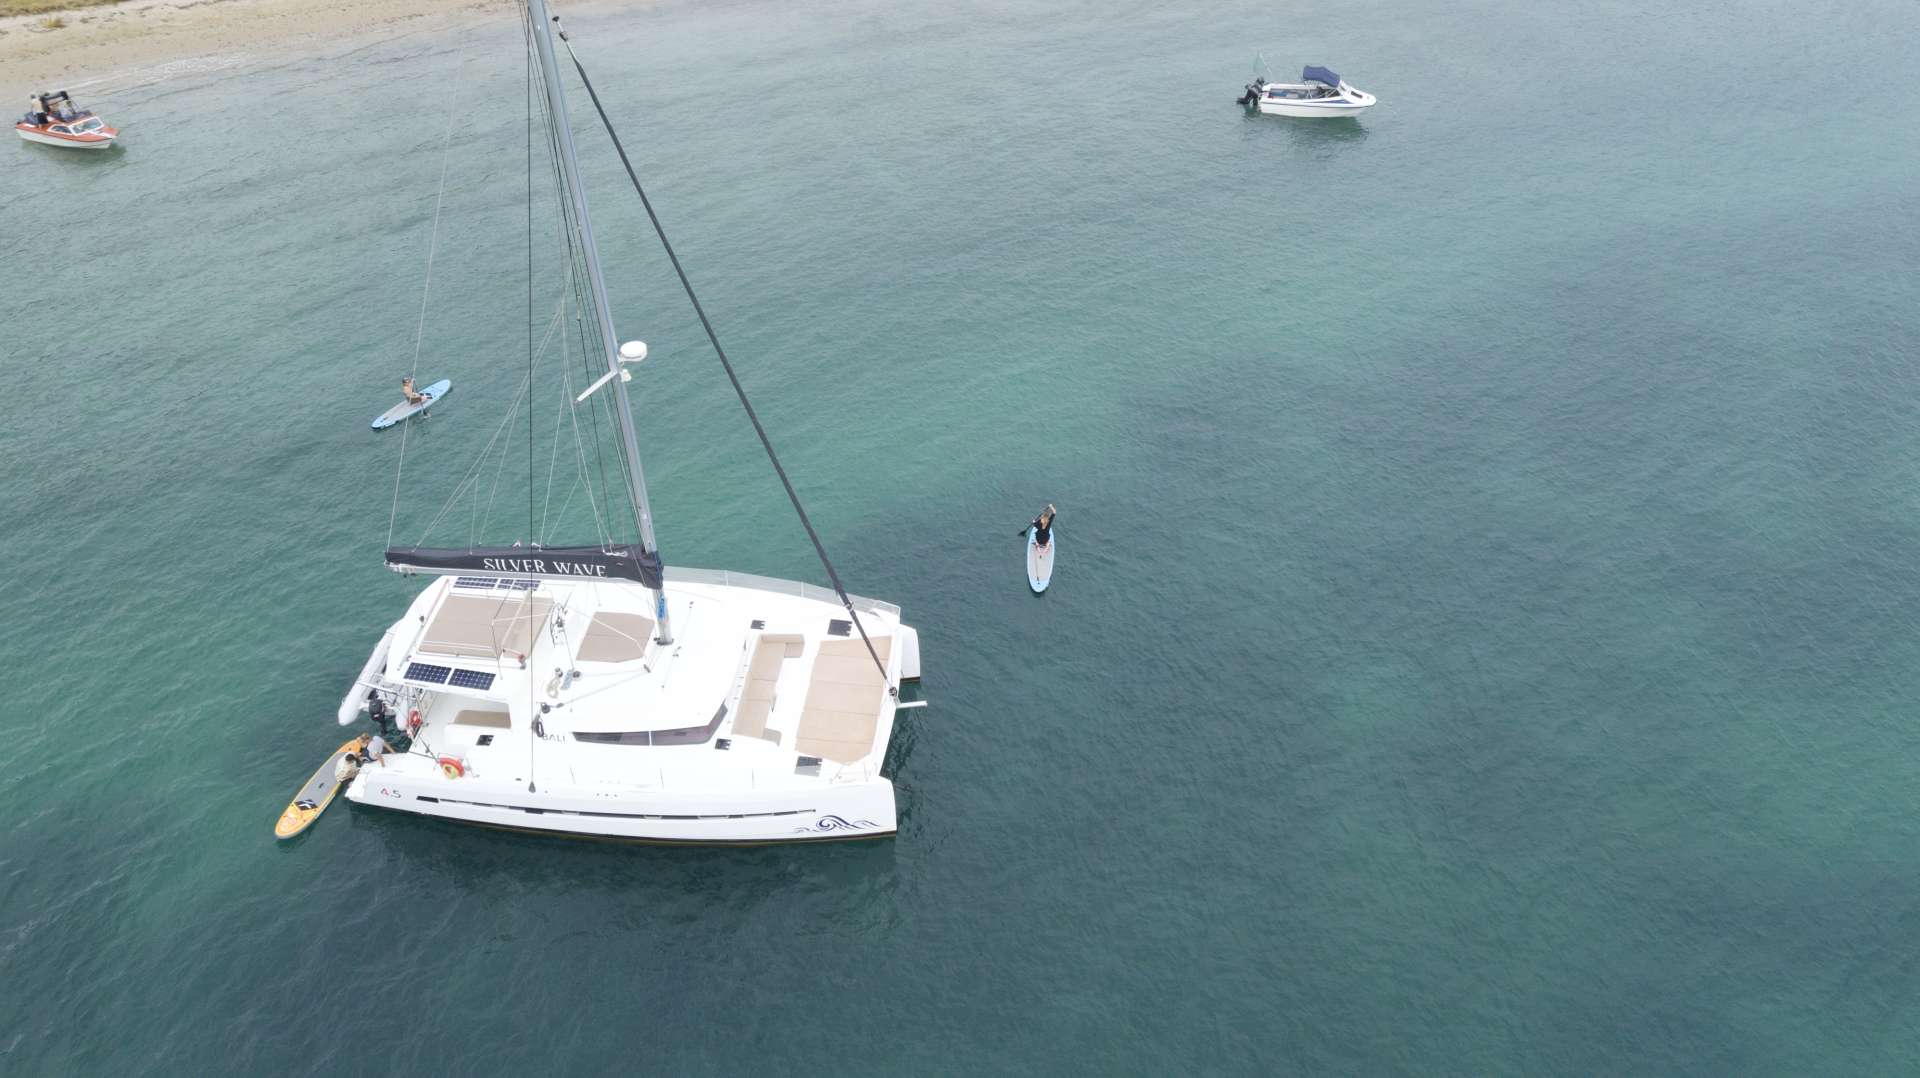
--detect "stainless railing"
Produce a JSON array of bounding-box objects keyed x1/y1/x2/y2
[{"x1": 663, "y1": 566, "x2": 901, "y2": 618}]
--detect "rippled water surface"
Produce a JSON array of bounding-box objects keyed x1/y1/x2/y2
[{"x1": 4, "y1": 0, "x2": 1920, "y2": 1071}]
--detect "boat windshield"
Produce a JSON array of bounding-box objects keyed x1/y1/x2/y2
[{"x1": 74, "y1": 117, "x2": 104, "y2": 133}]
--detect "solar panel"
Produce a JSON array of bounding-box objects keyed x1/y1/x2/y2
[
  {"x1": 448, "y1": 669, "x2": 496, "y2": 690},
  {"x1": 453, "y1": 577, "x2": 498, "y2": 590},
  {"x1": 502, "y1": 579, "x2": 541, "y2": 590},
  {"x1": 405, "y1": 662, "x2": 452, "y2": 684}
]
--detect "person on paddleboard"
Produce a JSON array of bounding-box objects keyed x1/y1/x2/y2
[
  {"x1": 1021, "y1": 504, "x2": 1057, "y2": 549},
  {"x1": 401, "y1": 375, "x2": 427, "y2": 406}
]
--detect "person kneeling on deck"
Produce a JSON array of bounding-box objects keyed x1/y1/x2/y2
[{"x1": 362, "y1": 733, "x2": 391, "y2": 767}]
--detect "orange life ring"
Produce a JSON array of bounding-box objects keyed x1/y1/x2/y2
[
  {"x1": 438, "y1": 756, "x2": 464, "y2": 779},
  {"x1": 407, "y1": 709, "x2": 423, "y2": 735}
]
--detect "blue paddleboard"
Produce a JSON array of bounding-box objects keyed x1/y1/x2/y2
[
  {"x1": 1027, "y1": 525, "x2": 1054, "y2": 593},
  {"x1": 371, "y1": 379, "x2": 450, "y2": 430}
]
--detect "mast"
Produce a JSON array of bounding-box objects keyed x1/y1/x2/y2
[{"x1": 526, "y1": 0, "x2": 672, "y2": 643}]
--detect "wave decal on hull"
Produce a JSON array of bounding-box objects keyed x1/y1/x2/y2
[{"x1": 795, "y1": 815, "x2": 881, "y2": 834}]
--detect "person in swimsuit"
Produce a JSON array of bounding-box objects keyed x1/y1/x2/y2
[
  {"x1": 401, "y1": 376, "x2": 427, "y2": 405},
  {"x1": 1022, "y1": 503, "x2": 1057, "y2": 549}
]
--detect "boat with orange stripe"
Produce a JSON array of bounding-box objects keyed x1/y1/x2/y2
[{"x1": 16, "y1": 91, "x2": 118, "y2": 151}]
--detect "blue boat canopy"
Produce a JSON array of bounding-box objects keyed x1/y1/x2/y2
[{"x1": 1302, "y1": 65, "x2": 1341, "y2": 86}]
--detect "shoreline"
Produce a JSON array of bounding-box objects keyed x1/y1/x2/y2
[{"x1": 1, "y1": 0, "x2": 515, "y2": 90}]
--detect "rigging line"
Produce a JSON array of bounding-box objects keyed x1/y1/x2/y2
[
  {"x1": 535, "y1": 78, "x2": 620, "y2": 547},
  {"x1": 386, "y1": 110, "x2": 462, "y2": 551},
  {"x1": 414, "y1": 299, "x2": 570, "y2": 544},
  {"x1": 562, "y1": 189, "x2": 626, "y2": 544},
  {"x1": 468, "y1": 367, "x2": 534, "y2": 546},
  {"x1": 538, "y1": 366, "x2": 571, "y2": 537},
  {"x1": 559, "y1": 31, "x2": 895, "y2": 693},
  {"x1": 526, "y1": 1, "x2": 537, "y2": 542},
  {"x1": 546, "y1": 103, "x2": 634, "y2": 547},
  {"x1": 434, "y1": 303, "x2": 565, "y2": 543},
  {"x1": 545, "y1": 474, "x2": 581, "y2": 547},
  {"x1": 520, "y1": 0, "x2": 544, "y2": 791},
  {"x1": 478, "y1": 345, "x2": 537, "y2": 544},
  {"x1": 537, "y1": 264, "x2": 585, "y2": 538},
  {"x1": 555, "y1": 313, "x2": 613, "y2": 545},
  {"x1": 472, "y1": 294, "x2": 566, "y2": 544},
  {"x1": 561, "y1": 251, "x2": 613, "y2": 547},
  {"x1": 483, "y1": 278, "x2": 570, "y2": 545},
  {"x1": 578, "y1": 262, "x2": 636, "y2": 541}
]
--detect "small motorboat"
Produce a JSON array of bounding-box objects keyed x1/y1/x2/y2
[
  {"x1": 15, "y1": 90, "x2": 118, "y2": 150},
  {"x1": 1237, "y1": 66, "x2": 1376, "y2": 118}
]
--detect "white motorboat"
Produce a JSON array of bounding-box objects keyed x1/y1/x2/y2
[
  {"x1": 1238, "y1": 65, "x2": 1376, "y2": 118},
  {"x1": 331, "y1": 0, "x2": 923, "y2": 845}
]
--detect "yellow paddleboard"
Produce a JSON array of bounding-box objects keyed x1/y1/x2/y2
[{"x1": 274, "y1": 737, "x2": 365, "y2": 840}]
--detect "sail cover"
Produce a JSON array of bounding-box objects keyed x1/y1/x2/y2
[
  {"x1": 1302, "y1": 65, "x2": 1341, "y2": 86},
  {"x1": 385, "y1": 543, "x2": 663, "y2": 589}
]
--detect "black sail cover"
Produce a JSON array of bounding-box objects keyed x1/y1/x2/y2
[{"x1": 385, "y1": 543, "x2": 663, "y2": 589}]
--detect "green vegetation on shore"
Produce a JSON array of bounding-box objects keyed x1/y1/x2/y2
[{"x1": 2, "y1": 0, "x2": 125, "y2": 17}]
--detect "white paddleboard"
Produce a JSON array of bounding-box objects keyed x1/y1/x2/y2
[
  {"x1": 371, "y1": 378, "x2": 450, "y2": 430},
  {"x1": 1027, "y1": 525, "x2": 1054, "y2": 593}
]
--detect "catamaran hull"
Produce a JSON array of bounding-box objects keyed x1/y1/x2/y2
[
  {"x1": 346, "y1": 774, "x2": 899, "y2": 844},
  {"x1": 16, "y1": 127, "x2": 116, "y2": 149}
]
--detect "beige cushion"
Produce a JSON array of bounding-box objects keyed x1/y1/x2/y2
[
  {"x1": 732, "y1": 633, "x2": 804, "y2": 744},
  {"x1": 795, "y1": 636, "x2": 891, "y2": 763},
  {"x1": 418, "y1": 594, "x2": 552, "y2": 660},
  {"x1": 734, "y1": 697, "x2": 773, "y2": 739},
  {"x1": 576, "y1": 611, "x2": 654, "y2": 663},
  {"x1": 452, "y1": 709, "x2": 511, "y2": 730}
]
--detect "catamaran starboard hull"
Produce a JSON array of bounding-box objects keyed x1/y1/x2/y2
[{"x1": 347, "y1": 774, "x2": 898, "y2": 844}]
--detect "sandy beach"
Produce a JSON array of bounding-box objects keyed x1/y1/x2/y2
[{"x1": 1, "y1": 0, "x2": 513, "y2": 88}]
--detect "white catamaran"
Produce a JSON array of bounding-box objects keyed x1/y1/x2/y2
[{"x1": 331, "y1": 0, "x2": 922, "y2": 844}]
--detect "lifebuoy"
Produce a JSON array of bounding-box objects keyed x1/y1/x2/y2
[
  {"x1": 407, "y1": 709, "x2": 423, "y2": 735},
  {"x1": 438, "y1": 756, "x2": 465, "y2": 779}
]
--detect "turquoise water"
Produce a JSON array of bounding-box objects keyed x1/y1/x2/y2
[{"x1": 6, "y1": 0, "x2": 1920, "y2": 1070}]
